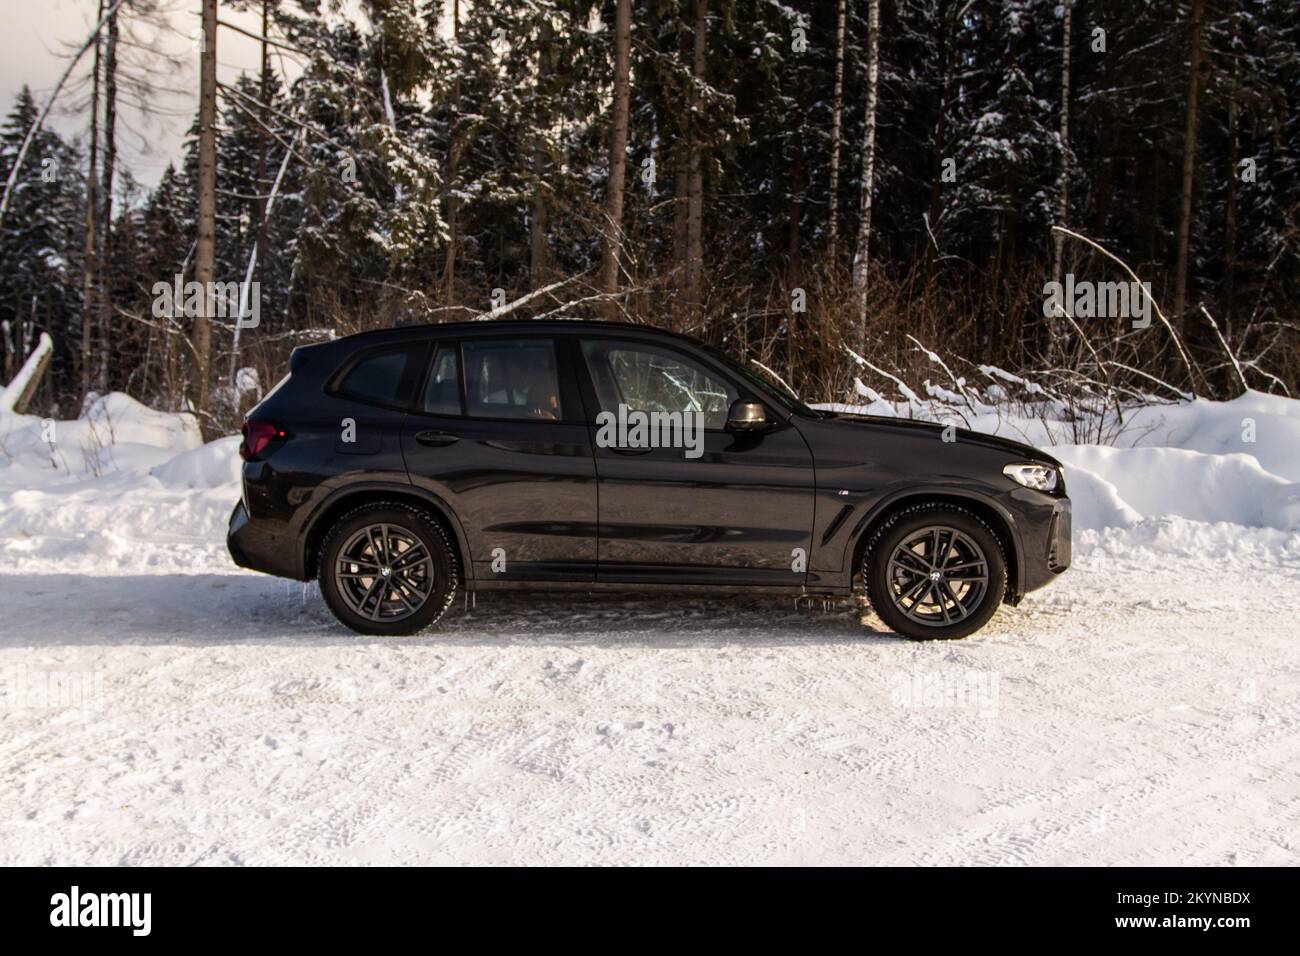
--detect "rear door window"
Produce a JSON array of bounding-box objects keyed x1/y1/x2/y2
[{"x1": 462, "y1": 339, "x2": 562, "y2": 421}]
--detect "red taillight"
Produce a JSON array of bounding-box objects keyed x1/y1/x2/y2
[{"x1": 240, "y1": 420, "x2": 285, "y2": 461}]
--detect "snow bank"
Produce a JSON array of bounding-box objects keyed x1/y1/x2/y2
[
  {"x1": 817, "y1": 388, "x2": 1300, "y2": 543},
  {"x1": 0, "y1": 391, "x2": 201, "y2": 477},
  {"x1": 1120, "y1": 391, "x2": 1300, "y2": 484},
  {"x1": 1048, "y1": 464, "x2": 1140, "y2": 531},
  {"x1": 149, "y1": 436, "x2": 243, "y2": 489},
  {"x1": 1044, "y1": 391, "x2": 1300, "y2": 534},
  {"x1": 1057, "y1": 445, "x2": 1300, "y2": 532},
  {"x1": 0, "y1": 394, "x2": 235, "y2": 574}
]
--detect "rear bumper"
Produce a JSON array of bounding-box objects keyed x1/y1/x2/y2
[{"x1": 227, "y1": 500, "x2": 301, "y2": 579}]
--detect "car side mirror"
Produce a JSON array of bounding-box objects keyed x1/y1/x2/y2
[{"x1": 726, "y1": 399, "x2": 768, "y2": 432}]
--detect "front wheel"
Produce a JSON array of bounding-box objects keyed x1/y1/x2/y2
[
  {"x1": 864, "y1": 505, "x2": 1007, "y2": 640},
  {"x1": 318, "y1": 502, "x2": 459, "y2": 636}
]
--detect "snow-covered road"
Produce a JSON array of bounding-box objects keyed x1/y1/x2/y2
[
  {"x1": 2, "y1": 536, "x2": 1297, "y2": 866},
  {"x1": 3, "y1": 389, "x2": 1298, "y2": 865}
]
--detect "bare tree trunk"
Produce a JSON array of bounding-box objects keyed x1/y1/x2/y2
[
  {"x1": 12, "y1": 292, "x2": 23, "y2": 380},
  {"x1": 230, "y1": 126, "x2": 300, "y2": 388},
  {"x1": 97, "y1": 2, "x2": 119, "y2": 392},
  {"x1": 684, "y1": 0, "x2": 708, "y2": 312},
  {"x1": 529, "y1": 18, "x2": 553, "y2": 288},
  {"x1": 672, "y1": 151, "x2": 688, "y2": 298},
  {"x1": 852, "y1": 0, "x2": 880, "y2": 351},
  {"x1": 1173, "y1": 0, "x2": 1206, "y2": 329},
  {"x1": 443, "y1": 0, "x2": 461, "y2": 306},
  {"x1": 786, "y1": 155, "x2": 804, "y2": 267},
  {"x1": 81, "y1": 0, "x2": 104, "y2": 401},
  {"x1": 599, "y1": 0, "x2": 632, "y2": 311},
  {"x1": 254, "y1": 0, "x2": 271, "y2": 282},
  {"x1": 1048, "y1": 0, "x2": 1072, "y2": 361},
  {"x1": 924, "y1": 2, "x2": 957, "y2": 279},
  {"x1": 1051, "y1": 0, "x2": 1072, "y2": 287},
  {"x1": 1224, "y1": 0, "x2": 1240, "y2": 326},
  {"x1": 826, "y1": 0, "x2": 846, "y2": 266},
  {"x1": 194, "y1": 0, "x2": 218, "y2": 430},
  {"x1": 529, "y1": 149, "x2": 549, "y2": 288}
]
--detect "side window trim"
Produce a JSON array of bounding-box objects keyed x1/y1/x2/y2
[{"x1": 411, "y1": 340, "x2": 465, "y2": 418}]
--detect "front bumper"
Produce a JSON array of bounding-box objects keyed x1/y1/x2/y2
[{"x1": 1020, "y1": 496, "x2": 1071, "y2": 594}]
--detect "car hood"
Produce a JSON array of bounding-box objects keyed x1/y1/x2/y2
[{"x1": 820, "y1": 412, "x2": 1063, "y2": 467}]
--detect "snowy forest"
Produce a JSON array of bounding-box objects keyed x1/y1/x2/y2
[{"x1": 0, "y1": 0, "x2": 1297, "y2": 436}]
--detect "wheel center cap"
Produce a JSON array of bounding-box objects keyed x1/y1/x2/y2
[
  {"x1": 929, "y1": 570, "x2": 943, "y2": 582},
  {"x1": 380, "y1": 567, "x2": 392, "y2": 578}
]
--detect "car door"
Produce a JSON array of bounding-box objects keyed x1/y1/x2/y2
[
  {"x1": 576, "y1": 335, "x2": 816, "y2": 587},
  {"x1": 401, "y1": 335, "x2": 598, "y2": 583}
]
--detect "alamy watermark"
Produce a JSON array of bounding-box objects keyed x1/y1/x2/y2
[
  {"x1": 9, "y1": 666, "x2": 104, "y2": 711},
  {"x1": 152, "y1": 273, "x2": 260, "y2": 328},
  {"x1": 1043, "y1": 273, "x2": 1152, "y2": 329},
  {"x1": 595, "y1": 403, "x2": 704, "y2": 460},
  {"x1": 50, "y1": 886, "x2": 151, "y2": 936},
  {"x1": 889, "y1": 669, "x2": 1000, "y2": 718}
]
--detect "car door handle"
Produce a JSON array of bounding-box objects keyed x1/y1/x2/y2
[
  {"x1": 609, "y1": 446, "x2": 653, "y2": 456},
  {"x1": 415, "y1": 430, "x2": 459, "y2": 447}
]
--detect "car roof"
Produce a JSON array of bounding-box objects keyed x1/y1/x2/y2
[{"x1": 337, "y1": 318, "x2": 705, "y2": 348}]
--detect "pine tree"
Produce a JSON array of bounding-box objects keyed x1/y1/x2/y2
[{"x1": 0, "y1": 87, "x2": 86, "y2": 408}]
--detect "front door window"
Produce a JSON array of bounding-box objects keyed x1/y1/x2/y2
[{"x1": 580, "y1": 340, "x2": 736, "y2": 429}]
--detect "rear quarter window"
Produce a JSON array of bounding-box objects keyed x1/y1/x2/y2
[{"x1": 331, "y1": 344, "x2": 425, "y2": 408}]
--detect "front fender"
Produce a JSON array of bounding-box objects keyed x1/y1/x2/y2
[{"x1": 808, "y1": 481, "x2": 1028, "y2": 596}]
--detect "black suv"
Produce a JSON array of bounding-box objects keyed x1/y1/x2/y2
[{"x1": 228, "y1": 320, "x2": 1070, "y2": 639}]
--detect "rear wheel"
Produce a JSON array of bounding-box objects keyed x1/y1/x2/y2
[
  {"x1": 864, "y1": 505, "x2": 1007, "y2": 640},
  {"x1": 318, "y1": 503, "x2": 458, "y2": 636}
]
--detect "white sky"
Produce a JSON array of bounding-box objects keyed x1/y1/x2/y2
[{"x1": 0, "y1": 0, "x2": 366, "y2": 191}]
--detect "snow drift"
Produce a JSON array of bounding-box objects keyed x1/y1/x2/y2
[
  {"x1": 820, "y1": 389, "x2": 1300, "y2": 539},
  {"x1": 0, "y1": 395, "x2": 229, "y2": 573}
]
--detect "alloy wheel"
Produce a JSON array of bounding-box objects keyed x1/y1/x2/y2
[
  {"x1": 884, "y1": 524, "x2": 990, "y2": 627},
  {"x1": 334, "y1": 523, "x2": 435, "y2": 623}
]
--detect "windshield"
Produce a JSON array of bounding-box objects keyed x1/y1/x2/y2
[{"x1": 701, "y1": 344, "x2": 822, "y2": 418}]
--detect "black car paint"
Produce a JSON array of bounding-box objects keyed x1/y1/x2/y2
[{"x1": 228, "y1": 320, "x2": 1071, "y2": 603}]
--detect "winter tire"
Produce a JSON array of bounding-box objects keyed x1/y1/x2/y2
[
  {"x1": 864, "y1": 504, "x2": 1007, "y2": 640},
  {"x1": 318, "y1": 502, "x2": 458, "y2": 636}
]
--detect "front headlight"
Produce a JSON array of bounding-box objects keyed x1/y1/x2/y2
[{"x1": 1002, "y1": 462, "x2": 1059, "y2": 493}]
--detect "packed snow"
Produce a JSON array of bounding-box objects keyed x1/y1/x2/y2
[{"x1": 0, "y1": 390, "x2": 1297, "y2": 864}]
